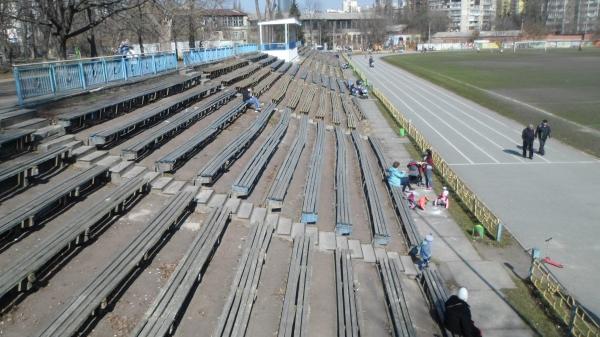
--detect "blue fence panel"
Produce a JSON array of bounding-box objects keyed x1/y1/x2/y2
[
  {"x1": 182, "y1": 44, "x2": 258, "y2": 67},
  {"x1": 14, "y1": 46, "x2": 253, "y2": 105},
  {"x1": 54, "y1": 63, "x2": 83, "y2": 92}
]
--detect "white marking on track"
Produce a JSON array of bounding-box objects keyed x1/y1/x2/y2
[{"x1": 364, "y1": 60, "x2": 495, "y2": 163}]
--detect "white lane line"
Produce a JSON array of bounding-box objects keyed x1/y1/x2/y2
[
  {"x1": 376, "y1": 60, "x2": 553, "y2": 164},
  {"x1": 449, "y1": 160, "x2": 600, "y2": 166},
  {"x1": 356, "y1": 64, "x2": 475, "y2": 164},
  {"x1": 376, "y1": 61, "x2": 524, "y2": 163},
  {"x1": 367, "y1": 61, "x2": 500, "y2": 164}
]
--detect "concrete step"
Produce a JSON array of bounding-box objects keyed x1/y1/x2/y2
[
  {"x1": 142, "y1": 171, "x2": 161, "y2": 184},
  {"x1": 291, "y1": 222, "x2": 305, "y2": 239},
  {"x1": 6, "y1": 118, "x2": 50, "y2": 130},
  {"x1": 266, "y1": 213, "x2": 279, "y2": 229},
  {"x1": 250, "y1": 207, "x2": 267, "y2": 224},
  {"x1": 63, "y1": 140, "x2": 84, "y2": 152},
  {"x1": 400, "y1": 255, "x2": 418, "y2": 279},
  {"x1": 0, "y1": 109, "x2": 37, "y2": 128},
  {"x1": 32, "y1": 125, "x2": 65, "y2": 142},
  {"x1": 348, "y1": 240, "x2": 363, "y2": 259},
  {"x1": 71, "y1": 145, "x2": 95, "y2": 158},
  {"x1": 163, "y1": 180, "x2": 187, "y2": 195},
  {"x1": 235, "y1": 201, "x2": 253, "y2": 220},
  {"x1": 195, "y1": 189, "x2": 214, "y2": 204},
  {"x1": 224, "y1": 198, "x2": 241, "y2": 213},
  {"x1": 38, "y1": 135, "x2": 76, "y2": 152},
  {"x1": 121, "y1": 165, "x2": 147, "y2": 181},
  {"x1": 96, "y1": 155, "x2": 122, "y2": 169},
  {"x1": 318, "y1": 231, "x2": 336, "y2": 251},
  {"x1": 109, "y1": 160, "x2": 136, "y2": 183},
  {"x1": 362, "y1": 244, "x2": 376, "y2": 263},
  {"x1": 336, "y1": 236, "x2": 349, "y2": 250},
  {"x1": 276, "y1": 217, "x2": 292, "y2": 236},
  {"x1": 151, "y1": 177, "x2": 173, "y2": 192},
  {"x1": 75, "y1": 150, "x2": 108, "y2": 168}
]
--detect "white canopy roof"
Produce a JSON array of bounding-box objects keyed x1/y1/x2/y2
[{"x1": 258, "y1": 18, "x2": 301, "y2": 26}]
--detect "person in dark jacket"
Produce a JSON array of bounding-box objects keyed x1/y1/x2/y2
[
  {"x1": 521, "y1": 124, "x2": 535, "y2": 159},
  {"x1": 444, "y1": 287, "x2": 482, "y2": 337},
  {"x1": 535, "y1": 119, "x2": 551, "y2": 155},
  {"x1": 242, "y1": 87, "x2": 261, "y2": 111}
]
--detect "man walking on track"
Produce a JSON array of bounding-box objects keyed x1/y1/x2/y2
[
  {"x1": 535, "y1": 119, "x2": 551, "y2": 155},
  {"x1": 521, "y1": 124, "x2": 535, "y2": 159}
]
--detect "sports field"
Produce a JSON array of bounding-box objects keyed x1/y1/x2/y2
[{"x1": 384, "y1": 49, "x2": 600, "y2": 156}]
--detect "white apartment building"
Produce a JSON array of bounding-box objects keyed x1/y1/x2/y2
[
  {"x1": 544, "y1": 0, "x2": 599, "y2": 33},
  {"x1": 429, "y1": 0, "x2": 496, "y2": 32},
  {"x1": 343, "y1": 0, "x2": 360, "y2": 12}
]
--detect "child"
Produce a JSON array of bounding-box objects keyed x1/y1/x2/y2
[
  {"x1": 406, "y1": 160, "x2": 422, "y2": 186},
  {"x1": 417, "y1": 195, "x2": 429, "y2": 210},
  {"x1": 406, "y1": 190, "x2": 416, "y2": 209},
  {"x1": 434, "y1": 186, "x2": 450, "y2": 209}
]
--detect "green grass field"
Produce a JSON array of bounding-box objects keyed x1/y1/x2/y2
[{"x1": 384, "y1": 49, "x2": 600, "y2": 157}]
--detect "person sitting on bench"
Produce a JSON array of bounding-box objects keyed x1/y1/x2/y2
[
  {"x1": 242, "y1": 87, "x2": 261, "y2": 111},
  {"x1": 434, "y1": 186, "x2": 450, "y2": 209}
]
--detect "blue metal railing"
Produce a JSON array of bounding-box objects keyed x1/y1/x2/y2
[
  {"x1": 182, "y1": 44, "x2": 258, "y2": 67},
  {"x1": 13, "y1": 44, "x2": 258, "y2": 106},
  {"x1": 13, "y1": 52, "x2": 177, "y2": 106},
  {"x1": 260, "y1": 41, "x2": 297, "y2": 51}
]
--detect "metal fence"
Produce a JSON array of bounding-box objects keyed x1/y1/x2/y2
[
  {"x1": 13, "y1": 52, "x2": 177, "y2": 106},
  {"x1": 344, "y1": 53, "x2": 600, "y2": 337},
  {"x1": 530, "y1": 260, "x2": 600, "y2": 337},
  {"x1": 182, "y1": 44, "x2": 258, "y2": 67},
  {"x1": 14, "y1": 44, "x2": 258, "y2": 106}
]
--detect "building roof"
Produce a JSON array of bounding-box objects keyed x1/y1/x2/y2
[
  {"x1": 432, "y1": 30, "x2": 521, "y2": 38},
  {"x1": 299, "y1": 11, "x2": 378, "y2": 20},
  {"x1": 258, "y1": 18, "x2": 302, "y2": 26},
  {"x1": 201, "y1": 9, "x2": 248, "y2": 16}
]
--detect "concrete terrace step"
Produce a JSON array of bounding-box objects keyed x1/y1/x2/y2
[
  {"x1": 109, "y1": 160, "x2": 136, "y2": 183},
  {"x1": 163, "y1": 180, "x2": 187, "y2": 195},
  {"x1": 142, "y1": 171, "x2": 161, "y2": 184},
  {"x1": 194, "y1": 188, "x2": 214, "y2": 204},
  {"x1": 151, "y1": 176, "x2": 173, "y2": 191},
  {"x1": 96, "y1": 155, "x2": 122, "y2": 169},
  {"x1": 235, "y1": 201, "x2": 253, "y2": 220},
  {"x1": 74, "y1": 150, "x2": 108, "y2": 168},
  {"x1": 32, "y1": 125, "x2": 65, "y2": 142},
  {"x1": 276, "y1": 217, "x2": 292, "y2": 236},
  {"x1": 38, "y1": 135, "x2": 76, "y2": 152},
  {"x1": 121, "y1": 165, "x2": 147, "y2": 181},
  {"x1": 224, "y1": 197, "x2": 241, "y2": 213},
  {"x1": 71, "y1": 145, "x2": 95, "y2": 159}
]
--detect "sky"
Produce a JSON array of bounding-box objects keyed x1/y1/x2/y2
[{"x1": 233, "y1": 0, "x2": 374, "y2": 13}]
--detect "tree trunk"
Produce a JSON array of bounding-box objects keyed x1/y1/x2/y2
[
  {"x1": 188, "y1": 0, "x2": 195, "y2": 48},
  {"x1": 86, "y1": 8, "x2": 98, "y2": 57},
  {"x1": 255, "y1": 0, "x2": 261, "y2": 20},
  {"x1": 138, "y1": 5, "x2": 145, "y2": 54},
  {"x1": 59, "y1": 36, "x2": 68, "y2": 59}
]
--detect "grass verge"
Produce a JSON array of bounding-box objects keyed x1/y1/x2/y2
[
  {"x1": 503, "y1": 276, "x2": 568, "y2": 337},
  {"x1": 374, "y1": 97, "x2": 567, "y2": 337}
]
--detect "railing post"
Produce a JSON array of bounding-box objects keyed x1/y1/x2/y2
[
  {"x1": 14, "y1": 67, "x2": 24, "y2": 107},
  {"x1": 78, "y1": 62, "x2": 86, "y2": 90},
  {"x1": 152, "y1": 54, "x2": 157, "y2": 74},
  {"x1": 49, "y1": 64, "x2": 57, "y2": 95},
  {"x1": 568, "y1": 305, "x2": 577, "y2": 336},
  {"x1": 121, "y1": 57, "x2": 128, "y2": 81},
  {"x1": 495, "y1": 222, "x2": 503, "y2": 242},
  {"x1": 101, "y1": 59, "x2": 108, "y2": 84}
]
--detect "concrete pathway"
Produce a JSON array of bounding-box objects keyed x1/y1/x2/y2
[
  {"x1": 359, "y1": 98, "x2": 536, "y2": 337},
  {"x1": 353, "y1": 54, "x2": 600, "y2": 316}
]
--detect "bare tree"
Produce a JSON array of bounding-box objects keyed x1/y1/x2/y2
[{"x1": 8, "y1": 0, "x2": 148, "y2": 58}]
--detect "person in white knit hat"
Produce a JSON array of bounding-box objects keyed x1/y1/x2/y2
[{"x1": 444, "y1": 287, "x2": 482, "y2": 336}]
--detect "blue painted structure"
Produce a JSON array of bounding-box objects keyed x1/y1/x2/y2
[
  {"x1": 182, "y1": 44, "x2": 258, "y2": 67},
  {"x1": 13, "y1": 44, "x2": 258, "y2": 106}
]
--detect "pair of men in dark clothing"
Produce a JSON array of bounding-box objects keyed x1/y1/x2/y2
[{"x1": 522, "y1": 120, "x2": 551, "y2": 159}]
